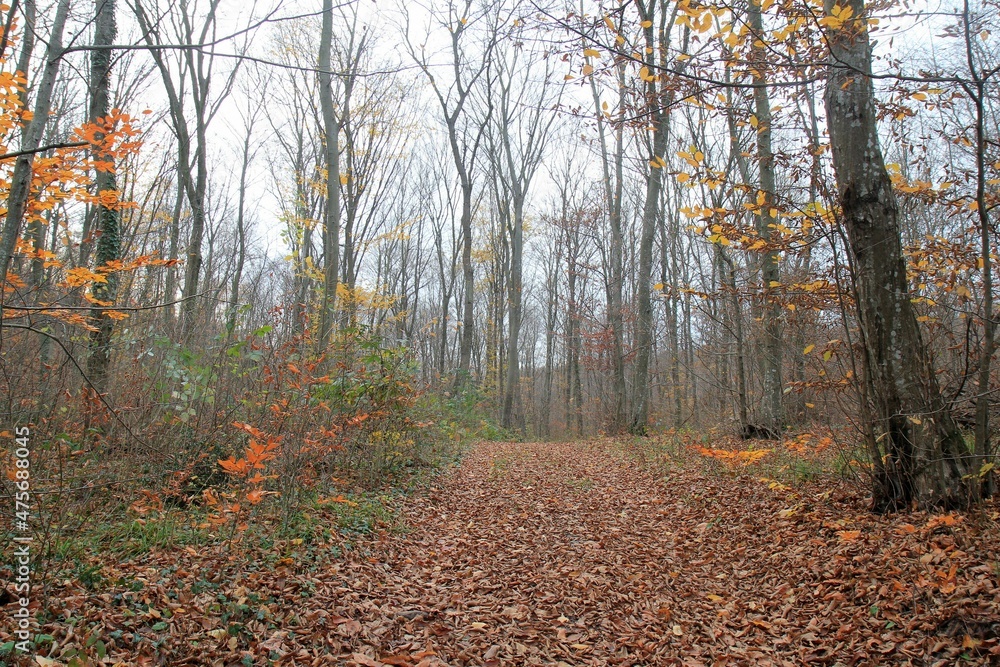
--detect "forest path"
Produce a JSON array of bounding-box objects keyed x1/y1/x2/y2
[
  {"x1": 19, "y1": 440, "x2": 997, "y2": 665},
  {"x1": 334, "y1": 440, "x2": 997, "y2": 666},
  {"x1": 354, "y1": 440, "x2": 689, "y2": 665}
]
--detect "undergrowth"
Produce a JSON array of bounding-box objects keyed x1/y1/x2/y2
[
  {"x1": 628, "y1": 426, "x2": 870, "y2": 491},
  {"x1": 0, "y1": 326, "x2": 501, "y2": 603}
]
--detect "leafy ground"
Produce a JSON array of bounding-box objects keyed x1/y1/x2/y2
[{"x1": 4, "y1": 439, "x2": 1000, "y2": 666}]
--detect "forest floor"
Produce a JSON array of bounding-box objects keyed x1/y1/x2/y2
[{"x1": 4, "y1": 439, "x2": 1000, "y2": 666}]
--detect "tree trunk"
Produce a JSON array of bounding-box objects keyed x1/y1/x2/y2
[
  {"x1": 86, "y1": 0, "x2": 121, "y2": 395},
  {"x1": 589, "y1": 62, "x2": 627, "y2": 432},
  {"x1": 963, "y1": 0, "x2": 995, "y2": 499},
  {"x1": 163, "y1": 181, "x2": 182, "y2": 331},
  {"x1": 226, "y1": 127, "x2": 251, "y2": 337},
  {"x1": 502, "y1": 196, "x2": 524, "y2": 431},
  {"x1": 748, "y1": 0, "x2": 783, "y2": 433},
  {"x1": 631, "y1": 0, "x2": 678, "y2": 434},
  {"x1": 454, "y1": 159, "x2": 475, "y2": 388},
  {"x1": 317, "y1": 0, "x2": 341, "y2": 353},
  {"x1": 825, "y1": 0, "x2": 974, "y2": 510},
  {"x1": 0, "y1": 0, "x2": 69, "y2": 283}
]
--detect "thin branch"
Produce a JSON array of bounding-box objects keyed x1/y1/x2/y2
[
  {"x1": 0, "y1": 141, "x2": 88, "y2": 160},
  {"x1": 2, "y1": 293, "x2": 205, "y2": 313},
  {"x1": 1, "y1": 322, "x2": 173, "y2": 461}
]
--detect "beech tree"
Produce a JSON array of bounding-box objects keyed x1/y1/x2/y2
[
  {"x1": 86, "y1": 0, "x2": 121, "y2": 394},
  {"x1": 0, "y1": 0, "x2": 70, "y2": 283},
  {"x1": 485, "y1": 21, "x2": 562, "y2": 431},
  {"x1": 824, "y1": 0, "x2": 975, "y2": 509},
  {"x1": 404, "y1": 0, "x2": 502, "y2": 388},
  {"x1": 317, "y1": 0, "x2": 341, "y2": 351}
]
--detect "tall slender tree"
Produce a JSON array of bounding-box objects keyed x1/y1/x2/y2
[
  {"x1": 86, "y1": 0, "x2": 122, "y2": 393},
  {"x1": 316, "y1": 0, "x2": 341, "y2": 352}
]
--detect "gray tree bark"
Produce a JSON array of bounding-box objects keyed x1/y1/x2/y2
[
  {"x1": 747, "y1": 0, "x2": 783, "y2": 434},
  {"x1": 825, "y1": 0, "x2": 974, "y2": 509},
  {"x1": 316, "y1": 0, "x2": 341, "y2": 353},
  {"x1": 86, "y1": 0, "x2": 121, "y2": 395}
]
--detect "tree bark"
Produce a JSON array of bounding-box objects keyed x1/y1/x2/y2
[
  {"x1": 963, "y1": 0, "x2": 996, "y2": 499},
  {"x1": 86, "y1": 0, "x2": 121, "y2": 395},
  {"x1": 747, "y1": 0, "x2": 783, "y2": 433},
  {"x1": 317, "y1": 0, "x2": 341, "y2": 353},
  {"x1": 589, "y1": 60, "x2": 627, "y2": 432},
  {"x1": 631, "y1": 0, "x2": 680, "y2": 434},
  {"x1": 825, "y1": 0, "x2": 974, "y2": 510}
]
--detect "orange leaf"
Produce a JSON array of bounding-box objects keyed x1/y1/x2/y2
[{"x1": 218, "y1": 457, "x2": 249, "y2": 475}]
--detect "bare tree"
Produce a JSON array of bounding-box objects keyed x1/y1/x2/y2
[
  {"x1": 317, "y1": 0, "x2": 341, "y2": 352},
  {"x1": 129, "y1": 0, "x2": 244, "y2": 339},
  {"x1": 486, "y1": 21, "x2": 562, "y2": 431},
  {"x1": 404, "y1": 0, "x2": 501, "y2": 388}
]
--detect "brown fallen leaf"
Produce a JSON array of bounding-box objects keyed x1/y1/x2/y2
[
  {"x1": 380, "y1": 655, "x2": 414, "y2": 667},
  {"x1": 351, "y1": 652, "x2": 383, "y2": 667}
]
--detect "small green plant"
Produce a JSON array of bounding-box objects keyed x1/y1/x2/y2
[
  {"x1": 93, "y1": 512, "x2": 207, "y2": 558},
  {"x1": 490, "y1": 456, "x2": 512, "y2": 477}
]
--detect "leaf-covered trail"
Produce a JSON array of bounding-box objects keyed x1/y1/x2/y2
[
  {"x1": 8, "y1": 439, "x2": 1000, "y2": 666},
  {"x1": 366, "y1": 440, "x2": 689, "y2": 664},
  {"x1": 334, "y1": 440, "x2": 1000, "y2": 666}
]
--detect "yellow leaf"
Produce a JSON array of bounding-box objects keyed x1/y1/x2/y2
[
  {"x1": 803, "y1": 344, "x2": 815, "y2": 355},
  {"x1": 641, "y1": 20, "x2": 653, "y2": 28},
  {"x1": 582, "y1": 64, "x2": 594, "y2": 76},
  {"x1": 653, "y1": 282, "x2": 664, "y2": 291},
  {"x1": 64, "y1": 267, "x2": 108, "y2": 287},
  {"x1": 583, "y1": 48, "x2": 601, "y2": 58},
  {"x1": 706, "y1": 594, "x2": 724, "y2": 602},
  {"x1": 676, "y1": 172, "x2": 690, "y2": 182}
]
